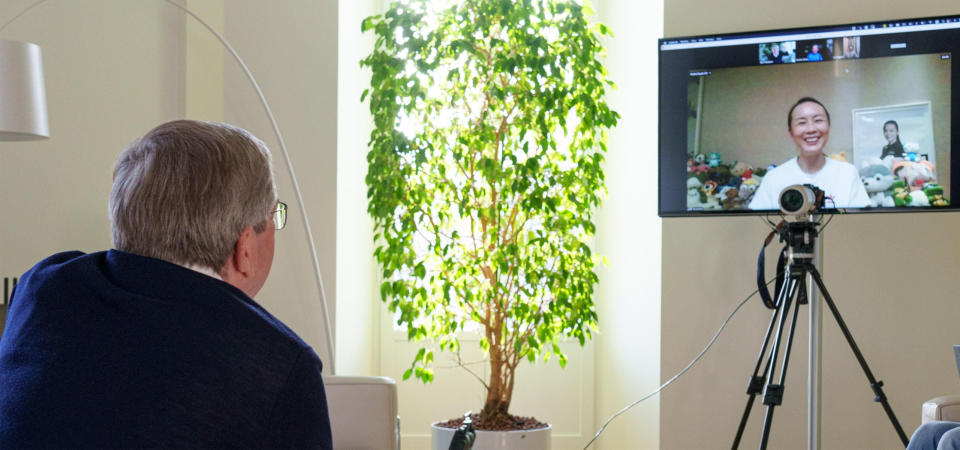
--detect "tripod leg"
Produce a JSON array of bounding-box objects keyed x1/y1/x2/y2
[
  {"x1": 732, "y1": 299, "x2": 784, "y2": 450},
  {"x1": 808, "y1": 267, "x2": 909, "y2": 447},
  {"x1": 758, "y1": 275, "x2": 803, "y2": 450}
]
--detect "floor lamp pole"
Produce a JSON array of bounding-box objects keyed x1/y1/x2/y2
[{"x1": 1, "y1": 0, "x2": 337, "y2": 374}]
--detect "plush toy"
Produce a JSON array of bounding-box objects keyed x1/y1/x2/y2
[
  {"x1": 724, "y1": 171, "x2": 742, "y2": 189},
  {"x1": 717, "y1": 185, "x2": 734, "y2": 199},
  {"x1": 694, "y1": 153, "x2": 706, "y2": 164},
  {"x1": 702, "y1": 194, "x2": 722, "y2": 210},
  {"x1": 892, "y1": 160, "x2": 936, "y2": 190},
  {"x1": 905, "y1": 151, "x2": 920, "y2": 162},
  {"x1": 701, "y1": 180, "x2": 718, "y2": 196},
  {"x1": 727, "y1": 161, "x2": 751, "y2": 184},
  {"x1": 890, "y1": 180, "x2": 911, "y2": 207},
  {"x1": 691, "y1": 163, "x2": 710, "y2": 175},
  {"x1": 827, "y1": 152, "x2": 847, "y2": 162},
  {"x1": 707, "y1": 152, "x2": 722, "y2": 167},
  {"x1": 738, "y1": 178, "x2": 760, "y2": 203},
  {"x1": 706, "y1": 165, "x2": 732, "y2": 186},
  {"x1": 687, "y1": 177, "x2": 704, "y2": 208},
  {"x1": 909, "y1": 189, "x2": 930, "y2": 206},
  {"x1": 722, "y1": 187, "x2": 742, "y2": 210},
  {"x1": 687, "y1": 177, "x2": 719, "y2": 209},
  {"x1": 923, "y1": 183, "x2": 950, "y2": 207},
  {"x1": 694, "y1": 179, "x2": 720, "y2": 210},
  {"x1": 730, "y1": 161, "x2": 749, "y2": 177},
  {"x1": 859, "y1": 157, "x2": 895, "y2": 207}
]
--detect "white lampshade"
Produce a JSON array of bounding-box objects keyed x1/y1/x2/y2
[{"x1": 0, "y1": 39, "x2": 48, "y2": 141}]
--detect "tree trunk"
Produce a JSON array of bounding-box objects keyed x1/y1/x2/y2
[{"x1": 482, "y1": 330, "x2": 512, "y2": 423}]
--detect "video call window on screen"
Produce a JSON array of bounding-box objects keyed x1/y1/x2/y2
[{"x1": 659, "y1": 15, "x2": 960, "y2": 216}]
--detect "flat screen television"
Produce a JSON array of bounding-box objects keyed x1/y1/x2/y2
[{"x1": 659, "y1": 15, "x2": 960, "y2": 216}]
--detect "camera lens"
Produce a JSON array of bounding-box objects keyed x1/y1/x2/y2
[{"x1": 780, "y1": 189, "x2": 804, "y2": 213}]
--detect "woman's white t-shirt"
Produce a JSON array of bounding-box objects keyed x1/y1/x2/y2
[{"x1": 749, "y1": 157, "x2": 870, "y2": 210}]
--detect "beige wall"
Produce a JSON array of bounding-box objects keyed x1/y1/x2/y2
[
  {"x1": 663, "y1": 1, "x2": 960, "y2": 449},
  {"x1": 336, "y1": 0, "x2": 381, "y2": 379},
  {"x1": 0, "y1": 0, "x2": 339, "y2": 367},
  {"x1": 592, "y1": 0, "x2": 663, "y2": 449}
]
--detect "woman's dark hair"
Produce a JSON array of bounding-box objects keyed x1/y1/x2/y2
[{"x1": 787, "y1": 97, "x2": 831, "y2": 130}]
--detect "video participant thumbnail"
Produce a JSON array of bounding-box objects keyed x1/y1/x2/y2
[
  {"x1": 759, "y1": 41, "x2": 796, "y2": 64},
  {"x1": 836, "y1": 36, "x2": 861, "y2": 59},
  {"x1": 797, "y1": 39, "x2": 832, "y2": 62}
]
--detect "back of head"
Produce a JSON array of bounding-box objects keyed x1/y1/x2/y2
[{"x1": 109, "y1": 120, "x2": 277, "y2": 272}]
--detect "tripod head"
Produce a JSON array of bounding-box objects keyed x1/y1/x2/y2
[
  {"x1": 777, "y1": 184, "x2": 827, "y2": 265},
  {"x1": 756, "y1": 189, "x2": 830, "y2": 310},
  {"x1": 779, "y1": 220, "x2": 819, "y2": 265}
]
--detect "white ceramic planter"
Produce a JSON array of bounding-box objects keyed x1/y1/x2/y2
[{"x1": 431, "y1": 422, "x2": 551, "y2": 450}]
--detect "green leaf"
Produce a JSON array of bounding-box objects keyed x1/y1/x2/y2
[
  {"x1": 379, "y1": 282, "x2": 392, "y2": 301},
  {"x1": 360, "y1": 15, "x2": 381, "y2": 33}
]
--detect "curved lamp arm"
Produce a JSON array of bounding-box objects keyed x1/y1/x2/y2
[{"x1": 1, "y1": 0, "x2": 336, "y2": 374}]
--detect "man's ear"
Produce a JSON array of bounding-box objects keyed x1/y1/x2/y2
[
  {"x1": 232, "y1": 226, "x2": 256, "y2": 275},
  {"x1": 221, "y1": 225, "x2": 255, "y2": 283}
]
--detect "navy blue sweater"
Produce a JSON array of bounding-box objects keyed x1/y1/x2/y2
[{"x1": 0, "y1": 250, "x2": 332, "y2": 449}]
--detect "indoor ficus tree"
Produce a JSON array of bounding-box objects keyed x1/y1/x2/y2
[{"x1": 361, "y1": 0, "x2": 618, "y2": 425}]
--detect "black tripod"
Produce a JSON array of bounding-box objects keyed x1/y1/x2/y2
[{"x1": 731, "y1": 220, "x2": 909, "y2": 450}]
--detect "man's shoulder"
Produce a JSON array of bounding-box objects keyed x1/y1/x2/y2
[
  {"x1": 28, "y1": 250, "x2": 97, "y2": 273},
  {"x1": 21, "y1": 250, "x2": 310, "y2": 350},
  {"x1": 17, "y1": 251, "x2": 104, "y2": 291},
  {"x1": 236, "y1": 301, "x2": 315, "y2": 354}
]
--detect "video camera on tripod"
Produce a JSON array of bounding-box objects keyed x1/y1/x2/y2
[
  {"x1": 734, "y1": 184, "x2": 908, "y2": 449},
  {"x1": 755, "y1": 184, "x2": 826, "y2": 310}
]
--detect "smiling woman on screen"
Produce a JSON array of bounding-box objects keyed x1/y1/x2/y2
[{"x1": 749, "y1": 97, "x2": 870, "y2": 210}]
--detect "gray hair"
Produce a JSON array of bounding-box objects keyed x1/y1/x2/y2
[{"x1": 109, "y1": 120, "x2": 277, "y2": 271}]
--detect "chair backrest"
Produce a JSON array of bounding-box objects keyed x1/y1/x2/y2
[{"x1": 324, "y1": 375, "x2": 399, "y2": 450}]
